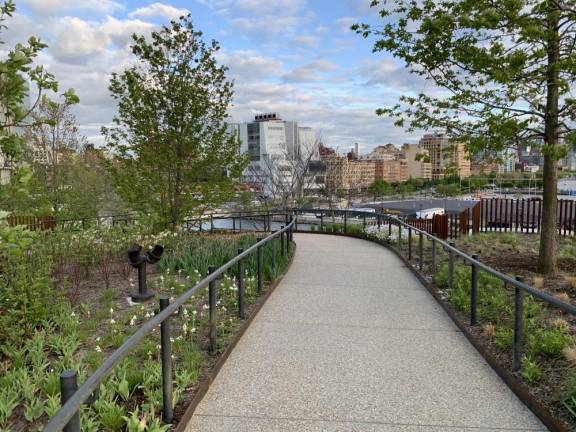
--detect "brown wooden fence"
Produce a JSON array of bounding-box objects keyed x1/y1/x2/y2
[
  {"x1": 403, "y1": 202, "x2": 482, "y2": 240},
  {"x1": 6, "y1": 215, "x2": 57, "y2": 230},
  {"x1": 480, "y1": 198, "x2": 575, "y2": 236}
]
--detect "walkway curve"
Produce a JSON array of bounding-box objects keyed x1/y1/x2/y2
[{"x1": 185, "y1": 234, "x2": 545, "y2": 432}]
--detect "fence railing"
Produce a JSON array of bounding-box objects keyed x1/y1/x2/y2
[
  {"x1": 480, "y1": 197, "x2": 575, "y2": 236},
  {"x1": 293, "y1": 208, "x2": 576, "y2": 376},
  {"x1": 42, "y1": 218, "x2": 296, "y2": 432}
]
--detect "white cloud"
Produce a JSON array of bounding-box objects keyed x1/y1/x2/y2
[
  {"x1": 128, "y1": 3, "x2": 190, "y2": 21},
  {"x1": 217, "y1": 50, "x2": 283, "y2": 82},
  {"x1": 18, "y1": 0, "x2": 123, "y2": 16},
  {"x1": 51, "y1": 17, "x2": 108, "y2": 64},
  {"x1": 283, "y1": 59, "x2": 337, "y2": 83},
  {"x1": 290, "y1": 35, "x2": 320, "y2": 49}
]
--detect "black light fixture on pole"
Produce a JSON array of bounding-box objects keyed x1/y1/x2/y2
[{"x1": 128, "y1": 244, "x2": 164, "y2": 302}]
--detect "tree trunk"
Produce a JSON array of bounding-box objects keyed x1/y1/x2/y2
[{"x1": 538, "y1": 6, "x2": 560, "y2": 275}]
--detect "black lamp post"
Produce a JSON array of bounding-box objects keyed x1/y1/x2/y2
[{"x1": 128, "y1": 244, "x2": 164, "y2": 302}]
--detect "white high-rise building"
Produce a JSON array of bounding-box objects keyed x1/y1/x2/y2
[{"x1": 231, "y1": 113, "x2": 318, "y2": 196}]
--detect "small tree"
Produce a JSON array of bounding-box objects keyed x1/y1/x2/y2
[
  {"x1": 103, "y1": 15, "x2": 246, "y2": 229},
  {"x1": 22, "y1": 96, "x2": 85, "y2": 215},
  {"x1": 354, "y1": 0, "x2": 576, "y2": 275}
]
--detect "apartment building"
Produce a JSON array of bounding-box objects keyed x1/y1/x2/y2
[
  {"x1": 231, "y1": 113, "x2": 318, "y2": 196},
  {"x1": 401, "y1": 143, "x2": 432, "y2": 180},
  {"x1": 418, "y1": 134, "x2": 470, "y2": 179},
  {"x1": 375, "y1": 160, "x2": 408, "y2": 183}
]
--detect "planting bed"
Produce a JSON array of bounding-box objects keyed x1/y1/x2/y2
[{"x1": 0, "y1": 224, "x2": 293, "y2": 432}]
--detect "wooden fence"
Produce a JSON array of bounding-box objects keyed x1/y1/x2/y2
[
  {"x1": 479, "y1": 198, "x2": 575, "y2": 236},
  {"x1": 6, "y1": 215, "x2": 57, "y2": 230}
]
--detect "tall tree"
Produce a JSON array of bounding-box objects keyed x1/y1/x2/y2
[
  {"x1": 354, "y1": 0, "x2": 576, "y2": 274},
  {"x1": 102, "y1": 15, "x2": 246, "y2": 229},
  {"x1": 0, "y1": 0, "x2": 78, "y2": 208}
]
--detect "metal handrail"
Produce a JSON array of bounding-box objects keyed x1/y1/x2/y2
[{"x1": 43, "y1": 217, "x2": 296, "y2": 432}]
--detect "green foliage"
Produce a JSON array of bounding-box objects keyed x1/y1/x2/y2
[
  {"x1": 521, "y1": 356, "x2": 543, "y2": 385},
  {"x1": 102, "y1": 15, "x2": 246, "y2": 228},
  {"x1": 494, "y1": 326, "x2": 514, "y2": 351},
  {"x1": 0, "y1": 224, "x2": 54, "y2": 343},
  {"x1": 528, "y1": 326, "x2": 571, "y2": 358}
]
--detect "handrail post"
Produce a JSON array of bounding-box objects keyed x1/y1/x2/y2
[
  {"x1": 237, "y1": 248, "x2": 245, "y2": 319},
  {"x1": 388, "y1": 217, "x2": 392, "y2": 236},
  {"x1": 159, "y1": 296, "x2": 173, "y2": 423},
  {"x1": 280, "y1": 226, "x2": 285, "y2": 256},
  {"x1": 408, "y1": 227, "x2": 413, "y2": 260},
  {"x1": 398, "y1": 223, "x2": 402, "y2": 252},
  {"x1": 363, "y1": 213, "x2": 366, "y2": 231},
  {"x1": 60, "y1": 371, "x2": 80, "y2": 432},
  {"x1": 431, "y1": 238, "x2": 436, "y2": 274},
  {"x1": 320, "y1": 212, "x2": 324, "y2": 231},
  {"x1": 210, "y1": 214, "x2": 214, "y2": 232},
  {"x1": 208, "y1": 266, "x2": 217, "y2": 355},
  {"x1": 418, "y1": 232, "x2": 424, "y2": 270},
  {"x1": 257, "y1": 238, "x2": 263, "y2": 293},
  {"x1": 232, "y1": 217, "x2": 236, "y2": 231},
  {"x1": 377, "y1": 214, "x2": 381, "y2": 229},
  {"x1": 344, "y1": 210, "x2": 348, "y2": 233},
  {"x1": 512, "y1": 276, "x2": 525, "y2": 372},
  {"x1": 271, "y1": 232, "x2": 277, "y2": 272},
  {"x1": 470, "y1": 254, "x2": 478, "y2": 326},
  {"x1": 448, "y1": 242, "x2": 455, "y2": 290}
]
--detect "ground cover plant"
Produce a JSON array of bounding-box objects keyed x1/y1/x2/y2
[{"x1": 0, "y1": 221, "x2": 292, "y2": 431}]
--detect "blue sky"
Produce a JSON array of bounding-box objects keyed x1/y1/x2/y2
[{"x1": 4, "y1": 0, "x2": 427, "y2": 153}]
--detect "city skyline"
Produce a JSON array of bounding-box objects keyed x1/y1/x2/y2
[{"x1": 1, "y1": 0, "x2": 427, "y2": 151}]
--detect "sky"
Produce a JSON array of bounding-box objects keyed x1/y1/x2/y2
[{"x1": 3, "y1": 0, "x2": 430, "y2": 154}]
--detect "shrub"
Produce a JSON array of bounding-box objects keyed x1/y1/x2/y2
[
  {"x1": 528, "y1": 326, "x2": 571, "y2": 357},
  {"x1": 0, "y1": 224, "x2": 55, "y2": 344},
  {"x1": 521, "y1": 356, "x2": 543, "y2": 385},
  {"x1": 494, "y1": 326, "x2": 514, "y2": 350}
]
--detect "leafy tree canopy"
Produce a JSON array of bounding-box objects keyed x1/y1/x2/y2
[{"x1": 103, "y1": 15, "x2": 246, "y2": 229}]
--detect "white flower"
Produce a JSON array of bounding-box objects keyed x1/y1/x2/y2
[
  {"x1": 192, "y1": 310, "x2": 198, "y2": 316},
  {"x1": 95, "y1": 346, "x2": 102, "y2": 353},
  {"x1": 191, "y1": 327, "x2": 196, "y2": 333},
  {"x1": 109, "y1": 308, "x2": 114, "y2": 315},
  {"x1": 96, "y1": 337, "x2": 101, "y2": 342},
  {"x1": 110, "y1": 318, "x2": 116, "y2": 325},
  {"x1": 202, "y1": 304, "x2": 209, "y2": 310},
  {"x1": 130, "y1": 315, "x2": 137, "y2": 326},
  {"x1": 70, "y1": 312, "x2": 76, "y2": 318}
]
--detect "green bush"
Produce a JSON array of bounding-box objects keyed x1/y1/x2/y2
[
  {"x1": 494, "y1": 326, "x2": 514, "y2": 350},
  {"x1": 528, "y1": 326, "x2": 571, "y2": 357},
  {"x1": 521, "y1": 356, "x2": 544, "y2": 385},
  {"x1": 0, "y1": 224, "x2": 55, "y2": 344}
]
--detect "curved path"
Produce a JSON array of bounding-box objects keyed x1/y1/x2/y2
[{"x1": 185, "y1": 234, "x2": 545, "y2": 431}]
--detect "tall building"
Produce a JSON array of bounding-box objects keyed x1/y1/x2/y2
[
  {"x1": 401, "y1": 144, "x2": 432, "y2": 180},
  {"x1": 418, "y1": 134, "x2": 470, "y2": 179},
  {"x1": 231, "y1": 113, "x2": 318, "y2": 195},
  {"x1": 375, "y1": 160, "x2": 408, "y2": 183}
]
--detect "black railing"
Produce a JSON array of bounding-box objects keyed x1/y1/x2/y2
[
  {"x1": 293, "y1": 208, "x2": 576, "y2": 374},
  {"x1": 43, "y1": 218, "x2": 296, "y2": 432}
]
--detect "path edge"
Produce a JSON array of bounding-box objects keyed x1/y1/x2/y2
[{"x1": 173, "y1": 243, "x2": 297, "y2": 432}]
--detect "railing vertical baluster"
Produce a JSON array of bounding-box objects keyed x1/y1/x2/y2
[
  {"x1": 398, "y1": 223, "x2": 402, "y2": 252},
  {"x1": 271, "y1": 232, "x2": 276, "y2": 272},
  {"x1": 280, "y1": 226, "x2": 285, "y2": 256},
  {"x1": 431, "y1": 237, "x2": 436, "y2": 274},
  {"x1": 320, "y1": 212, "x2": 324, "y2": 231},
  {"x1": 344, "y1": 210, "x2": 348, "y2": 233},
  {"x1": 237, "y1": 248, "x2": 245, "y2": 319},
  {"x1": 512, "y1": 276, "x2": 525, "y2": 372},
  {"x1": 389, "y1": 218, "x2": 392, "y2": 237},
  {"x1": 257, "y1": 238, "x2": 263, "y2": 293},
  {"x1": 239, "y1": 213, "x2": 242, "y2": 232},
  {"x1": 159, "y1": 296, "x2": 173, "y2": 423},
  {"x1": 377, "y1": 214, "x2": 381, "y2": 229},
  {"x1": 448, "y1": 242, "x2": 455, "y2": 290},
  {"x1": 208, "y1": 266, "x2": 217, "y2": 355},
  {"x1": 418, "y1": 232, "x2": 423, "y2": 270},
  {"x1": 408, "y1": 227, "x2": 413, "y2": 260},
  {"x1": 60, "y1": 371, "x2": 80, "y2": 432},
  {"x1": 363, "y1": 214, "x2": 366, "y2": 231},
  {"x1": 232, "y1": 217, "x2": 236, "y2": 231},
  {"x1": 210, "y1": 214, "x2": 214, "y2": 232},
  {"x1": 470, "y1": 255, "x2": 478, "y2": 326}
]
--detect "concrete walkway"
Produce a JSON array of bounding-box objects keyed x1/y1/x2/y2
[{"x1": 185, "y1": 234, "x2": 546, "y2": 432}]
